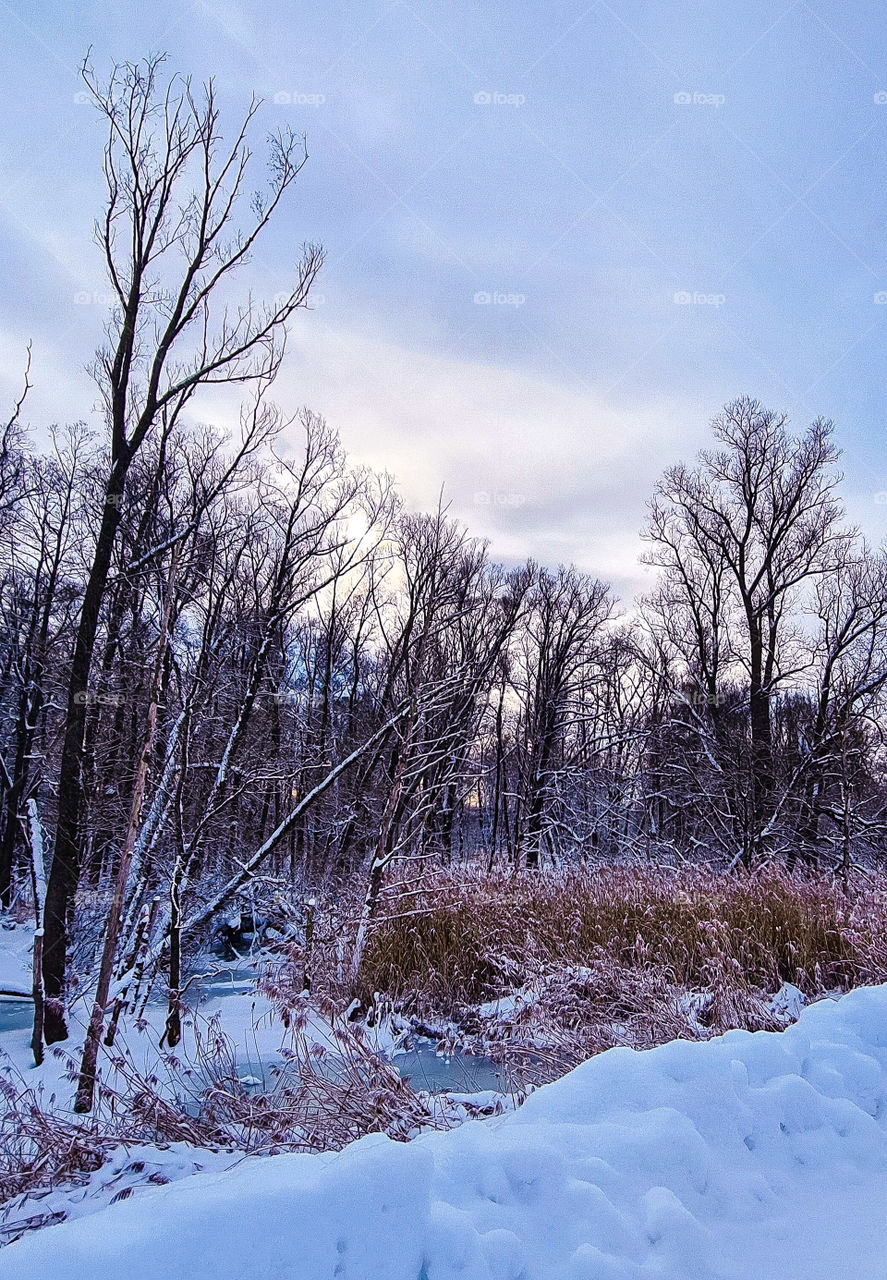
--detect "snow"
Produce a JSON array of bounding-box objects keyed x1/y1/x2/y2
[
  {"x1": 0, "y1": 1144, "x2": 248, "y2": 1243},
  {"x1": 0, "y1": 923, "x2": 33, "y2": 998},
  {"x1": 4, "y1": 983, "x2": 887, "y2": 1277},
  {"x1": 768, "y1": 981, "x2": 808, "y2": 1023},
  {"x1": 476, "y1": 992, "x2": 533, "y2": 1021}
]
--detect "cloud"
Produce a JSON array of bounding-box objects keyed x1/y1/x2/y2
[
  {"x1": 0, "y1": 299, "x2": 712, "y2": 603},
  {"x1": 277, "y1": 317, "x2": 711, "y2": 600}
]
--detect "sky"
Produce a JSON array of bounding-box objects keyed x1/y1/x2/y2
[{"x1": 1, "y1": 0, "x2": 886, "y2": 601}]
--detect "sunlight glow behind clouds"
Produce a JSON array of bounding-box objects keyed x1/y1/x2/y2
[{"x1": 278, "y1": 319, "x2": 708, "y2": 599}]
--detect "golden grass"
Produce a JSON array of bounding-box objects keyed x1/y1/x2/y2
[{"x1": 356, "y1": 865, "x2": 884, "y2": 1005}]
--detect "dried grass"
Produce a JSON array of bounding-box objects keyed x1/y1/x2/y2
[
  {"x1": 356, "y1": 865, "x2": 883, "y2": 1006},
  {"x1": 0, "y1": 1003, "x2": 439, "y2": 1217}
]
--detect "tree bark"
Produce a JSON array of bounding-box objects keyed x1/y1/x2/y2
[
  {"x1": 74, "y1": 544, "x2": 176, "y2": 1111},
  {"x1": 43, "y1": 474, "x2": 127, "y2": 1041}
]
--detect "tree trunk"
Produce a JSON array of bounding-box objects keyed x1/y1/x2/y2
[
  {"x1": 43, "y1": 472, "x2": 127, "y2": 1042},
  {"x1": 74, "y1": 544, "x2": 176, "y2": 1111},
  {"x1": 162, "y1": 858, "x2": 183, "y2": 1049},
  {"x1": 747, "y1": 630, "x2": 774, "y2": 863},
  {"x1": 26, "y1": 801, "x2": 47, "y2": 1067}
]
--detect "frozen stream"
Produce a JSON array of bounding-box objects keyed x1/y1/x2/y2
[
  {"x1": 0, "y1": 963, "x2": 505, "y2": 1097},
  {"x1": 2, "y1": 965, "x2": 505, "y2": 1096},
  {"x1": 185, "y1": 965, "x2": 506, "y2": 1095},
  {"x1": 0, "y1": 998, "x2": 31, "y2": 1036},
  {"x1": 391, "y1": 1043, "x2": 506, "y2": 1094}
]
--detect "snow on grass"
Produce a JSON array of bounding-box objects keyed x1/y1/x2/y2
[
  {"x1": 475, "y1": 988, "x2": 539, "y2": 1022},
  {"x1": 4, "y1": 983, "x2": 887, "y2": 1278},
  {"x1": 0, "y1": 1143, "x2": 247, "y2": 1244}
]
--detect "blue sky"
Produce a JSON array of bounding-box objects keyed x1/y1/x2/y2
[{"x1": 1, "y1": 0, "x2": 886, "y2": 598}]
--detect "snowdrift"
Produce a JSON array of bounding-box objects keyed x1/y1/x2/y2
[{"x1": 5, "y1": 986, "x2": 887, "y2": 1279}]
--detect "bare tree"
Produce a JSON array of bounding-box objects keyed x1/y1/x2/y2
[
  {"x1": 792, "y1": 548, "x2": 887, "y2": 869},
  {"x1": 42, "y1": 54, "x2": 322, "y2": 1041},
  {"x1": 644, "y1": 398, "x2": 851, "y2": 864},
  {"x1": 0, "y1": 427, "x2": 85, "y2": 906},
  {"x1": 514, "y1": 566, "x2": 612, "y2": 867}
]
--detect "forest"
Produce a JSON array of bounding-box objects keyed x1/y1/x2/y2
[{"x1": 3, "y1": 52, "x2": 887, "y2": 1265}]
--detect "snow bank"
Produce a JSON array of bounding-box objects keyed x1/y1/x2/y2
[
  {"x1": 5, "y1": 985, "x2": 887, "y2": 1279},
  {"x1": 0, "y1": 1143, "x2": 247, "y2": 1240}
]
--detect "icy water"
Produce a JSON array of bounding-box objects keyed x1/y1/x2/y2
[
  {"x1": 0, "y1": 965, "x2": 505, "y2": 1097},
  {"x1": 0, "y1": 998, "x2": 32, "y2": 1035},
  {"x1": 193, "y1": 966, "x2": 505, "y2": 1096},
  {"x1": 392, "y1": 1043, "x2": 506, "y2": 1094},
  {"x1": 217, "y1": 1039, "x2": 506, "y2": 1097},
  {"x1": 178, "y1": 965, "x2": 259, "y2": 1003}
]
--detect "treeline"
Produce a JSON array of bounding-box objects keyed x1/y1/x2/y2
[{"x1": 2, "y1": 57, "x2": 887, "y2": 1077}]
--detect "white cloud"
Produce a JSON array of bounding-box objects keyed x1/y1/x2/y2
[
  {"x1": 0, "y1": 302, "x2": 714, "y2": 603},
  {"x1": 277, "y1": 317, "x2": 712, "y2": 600}
]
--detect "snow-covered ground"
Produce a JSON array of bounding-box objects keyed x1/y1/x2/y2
[
  {"x1": 0, "y1": 924, "x2": 33, "y2": 998},
  {"x1": 3, "y1": 983, "x2": 887, "y2": 1278}
]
